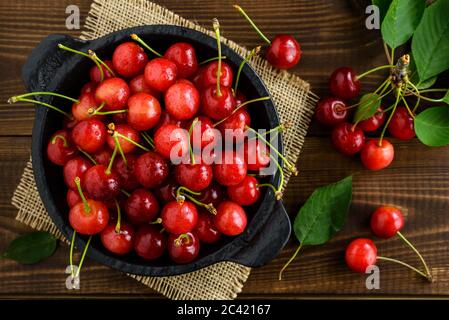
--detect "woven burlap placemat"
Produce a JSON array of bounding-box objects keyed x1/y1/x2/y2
[{"x1": 11, "y1": 0, "x2": 317, "y2": 300}]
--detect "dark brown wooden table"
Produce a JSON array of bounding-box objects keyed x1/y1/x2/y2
[{"x1": 1, "y1": 0, "x2": 448, "y2": 299}]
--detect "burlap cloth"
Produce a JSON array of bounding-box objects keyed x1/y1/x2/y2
[{"x1": 11, "y1": 0, "x2": 318, "y2": 300}]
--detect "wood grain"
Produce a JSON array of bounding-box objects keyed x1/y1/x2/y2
[{"x1": 1, "y1": 0, "x2": 449, "y2": 298}]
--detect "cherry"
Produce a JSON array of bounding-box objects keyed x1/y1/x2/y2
[
  {"x1": 124, "y1": 188, "x2": 159, "y2": 225},
  {"x1": 106, "y1": 124, "x2": 140, "y2": 153},
  {"x1": 164, "y1": 80, "x2": 200, "y2": 120},
  {"x1": 200, "y1": 86, "x2": 236, "y2": 121},
  {"x1": 72, "y1": 118, "x2": 107, "y2": 153},
  {"x1": 214, "y1": 201, "x2": 247, "y2": 236},
  {"x1": 360, "y1": 139, "x2": 394, "y2": 171},
  {"x1": 359, "y1": 107, "x2": 386, "y2": 132},
  {"x1": 329, "y1": 67, "x2": 361, "y2": 100},
  {"x1": 100, "y1": 222, "x2": 135, "y2": 255},
  {"x1": 129, "y1": 74, "x2": 161, "y2": 99},
  {"x1": 63, "y1": 156, "x2": 92, "y2": 190},
  {"x1": 89, "y1": 60, "x2": 114, "y2": 83},
  {"x1": 134, "y1": 225, "x2": 166, "y2": 260},
  {"x1": 194, "y1": 182, "x2": 224, "y2": 207},
  {"x1": 331, "y1": 123, "x2": 365, "y2": 156},
  {"x1": 72, "y1": 92, "x2": 102, "y2": 121},
  {"x1": 161, "y1": 200, "x2": 198, "y2": 234},
  {"x1": 388, "y1": 106, "x2": 416, "y2": 140},
  {"x1": 153, "y1": 110, "x2": 187, "y2": 132},
  {"x1": 154, "y1": 124, "x2": 189, "y2": 159},
  {"x1": 80, "y1": 82, "x2": 96, "y2": 95},
  {"x1": 155, "y1": 177, "x2": 179, "y2": 204},
  {"x1": 266, "y1": 35, "x2": 301, "y2": 69},
  {"x1": 92, "y1": 148, "x2": 112, "y2": 166},
  {"x1": 217, "y1": 108, "x2": 251, "y2": 142},
  {"x1": 241, "y1": 139, "x2": 270, "y2": 171},
  {"x1": 213, "y1": 151, "x2": 247, "y2": 186},
  {"x1": 370, "y1": 205, "x2": 404, "y2": 239},
  {"x1": 191, "y1": 66, "x2": 205, "y2": 91},
  {"x1": 188, "y1": 116, "x2": 217, "y2": 151},
  {"x1": 345, "y1": 238, "x2": 377, "y2": 273},
  {"x1": 227, "y1": 175, "x2": 261, "y2": 206},
  {"x1": 47, "y1": 130, "x2": 78, "y2": 166},
  {"x1": 174, "y1": 162, "x2": 213, "y2": 192},
  {"x1": 164, "y1": 42, "x2": 198, "y2": 78},
  {"x1": 63, "y1": 117, "x2": 78, "y2": 130},
  {"x1": 201, "y1": 61, "x2": 233, "y2": 88},
  {"x1": 112, "y1": 153, "x2": 140, "y2": 190},
  {"x1": 194, "y1": 211, "x2": 221, "y2": 243},
  {"x1": 167, "y1": 232, "x2": 200, "y2": 264},
  {"x1": 127, "y1": 92, "x2": 161, "y2": 131},
  {"x1": 134, "y1": 151, "x2": 169, "y2": 188},
  {"x1": 112, "y1": 112, "x2": 128, "y2": 124},
  {"x1": 83, "y1": 165, "x2": 121, "y2": 200},
  {"x1": 315, "y1": 97, "x2": 348, "y2": 127},
  {"x1": 234, "y1": 91, "x2": 247, "y2": 106},
  {"x1": 94, "y1": 77, "x2": 130, "y2": 111},
  {"x1": 112, "y1": 42, "x2": 148, "y2": 78},
  {"x1": 67, "y1": 189, "x2": 82, "y2": 208},
  {"x1": 144, "y1": 57, "x2": 178, "y2": 92}
]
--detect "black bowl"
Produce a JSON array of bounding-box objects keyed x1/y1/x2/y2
[{"x1": 23, "y1": 25, "x2": 291, "y2": 277}]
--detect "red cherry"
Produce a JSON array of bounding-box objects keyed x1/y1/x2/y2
[
  {"x1": 69, "y1": 199, "x2": 109, "y2": 235},
  {"x1": 72, "y1": 93, "x2": 102, "y2": 121},
  {"x1": 161, "y1": 201, "x2": 198, "y2": 234},
  {"x1": 331, "y1": 123, "x2": 365, "y2": 156},
  {"x1": 83, "y1": 165, "x2": 121, "y2": 200},
  {"x1": 241, "y1": 139, "x2": 270, "y2": 171},
  {"x1": 359, "y1": 107, "x2": 386, "y2": 132},
  {"x1": 153, "y1": 110, "x2": 187, "y2": 132},
  {"x1": 234, "y1": 91, "x2": 247, "y2": 106},
  {"x1": 388, "y1": 106, "x2": 416, "y2": 140},
  {"x1": 194, "y1": 182, "x2": 224, "y2": 207},
  {"x1": 164, "y1": 42, "x2": 198, "y2": 78},
  {"x1": 71, "y1": 118, "x2": 107, "y2": 153},
  {"x1": 47, "y1": 130, "x2": 78, "y2": 166},
  {"x1": 125, "y1": 188, "x2": 159, "y2": 225},
  {"x1": 214, "y1": 201, "x2": 247, "y2": 236},
  {"x1": 80, "y1": 82, "x2": 96, "y2": 95},
  {"x1": 200, "y1": 86, "x2": 236, "y2": 121},
  {"x1": 112, "y1": 112, "x2": 128, "y2": 124},
  {"x1": 63, "y1": 117, "x2": 78, "y2": 130},
  {"x1": 361, "y1": 139, "x2": 394, "y2": 171},
  {"x1": 112, "y1": 153, "x2": 140, "y2": 190},
  {"x1": 154, "y1": 124, "x2": 189, "y2": 159},
  {"x1": 188, "y1": 116, "x2": 217, "y2": 151},
  {"x1": 174, "y1": 162, "x2": 213, "y2": 192},
  {"x1": 370, "y1": 206, "x2": 404, "y2": 239},
  {"x1": 112, "y1": 42, "x2": 148, "y2": 78},
  {"x1": 134, "y1": 151, "x2": 169, "y2": 188},
  {"x1": 134, "y1": 225, "x2": 166, "y2": 260},
  {"x1": 89, "y1": 60, "x2": 114, "y2": 83},
  {"x1": 100, "y1": 222, "x2": 135, "y2": 255},
  {"x1": 94, "y1": 77, "x2": 130, "y2": 111},
  {"x1": 227, "y1": 175, "x2": 261, "y2": 206},
  {"x1": 144, "y1": 57, "x2": 178, "y2": 92},
  {"x1": 194, "y1": 211, "x2": 221, "y2": 243},
  {"x1": 63, "y1": 157, "x2": 92, "y2": 190},
  {"x1": 155, "y1": 177, "x2": 179, "y2": 204},
  {"x1": 106, "y1": 124, "x2": 140, "y2": 153},
  {"x1": 217, "y1": 108, "x2": 251, "y2": 142},
  {"x1": 315, "y1": 97, "x2": 348, "y2": 127},
  {"x1": 266, "y1": 34, "x2": 301, "y2": 69},
  {"x1": 92, "y1": 148, "x2": 112, "y2": 166},
  {"x1": 191, "y1": 66, "x2": 205, "y2": 91},
  {"x1": 329, "y1": 67, "x2": 361, "y2": 100},
  {"x1": 164, "y1": 80, "x2": 200, "y2": 120},
  {"x1": 167, "y1": 232, "x2": 200, "y2": 264},
  {"x1": 213, "y1": 151, "x2": 247, "y2": 186},
  {"x1": 67, "y1": 189, "x2": 82, "y2": 208},
  {"x1": 127, "y1": 92, "x2": 161, "y2": 131},
  {"x1": 129, "y1": 74, "x2": 161, "y2": 99},
  {"x1": 345, "y1": 238, "x2": 377, "y2": 273},
  {"x1": 201, "y1": 61, "x2": 233, "y2": 88}
]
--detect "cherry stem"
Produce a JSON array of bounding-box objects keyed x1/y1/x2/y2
[
  {"x1": 150, "y1": 217, "x2": 163, "y2": 225},
  {"x1": 52, "y1": 134, "x2": 68, "y2": 147},
  {"x1": 357, "y1": 65, "x2": 394, "y2": 80},
  {"x1": 105, "y1": 145, "x2": 118, "y2": 175},
  {"x1": 88, "y1": 49, "x2": 116, "y2": 77},
  {"x1": 58, "y1": 44, "x2": 105, "y2": 82},
  {"x1": 69, "y1": 230, "x2": 76, "y2": 277},
  {"x1": 141, "y1": 132, "x2": 155, "y2": 148},
  {"x1": 397, "y1": 231, "x2": 432, "y2": 280},
  {"x1": 199, "y1": 56, "x2": 228, "y2": 65},
  {"x1": 12, "y1": 92, "x2": 78, "y2": 103},
  {"x1": 213, "y1": 96, "x2": 271, "y2": 127},
  {"x1": 248, "y1": 124, "x2": 286, "y2": 142},
  {"x1": 400, "y1": 95, "x2": 415, "y2": 119},
  {"x1": 383, "y1": 41, "x2": 392, "y2": 65},
  {"x1": 278, "y1": 243, "x2": 303, "y2": 280},
  {"x1": 271, "y1": 155, "x2": 285, "y2": 199},
  {"x1": 9, "y1": 97, "x2": 71, "y2": 118},
  {"x1": 114, "y1": 198, "x2": 121, "y2": 233},
  {"x1": 130, "y1": 34, "x2": 162, "y2": 57},
  {"x1": 234, "y1": 5, "x2": 271, "y2": 44},
  {"x1": 176, "y1": 186, "x2": 217, "y2": 215},
  {"x1": 77, "y1": 147, "x2": 97, "y2": 165},
  {"x1": 74, "y1": 235, "x2": 92, "y2": 278},
  {"x1": 212, "y1": 18, "x2": 222, "y2": 97},
  {"x1": 377, "y1": 256, "x2": 431, "y2": 282},
  {"x1": 406, "y1": 80, "x2": 444, "y2": 104},
  {"x1": 120, "y1": 189, "x2": 130, "y2": 197},
  {"x1": 188, "y1": 117, "x2": 199, "y2": 165},
  {"x1": 257, "y1": 183, "x2": 282, "y2": 200},
  {"x1": 233, "y1": 46, "x2": 261, "y2": 95},
  {"x1": 74, "y1": 177, "x2": 90, "y2": 214},
  {"x1": 92, "y1": 109, "x2": 127, "y2": 116},
  {"x1": 116, "y1": 132, "x2": 150, "y2": 152},
  {"x1": 113, "y1": 134, "x2": 127, "y2": 167},
  {"x1": 379, "y1": 89, "x2": 401, "y2": 146},
  {"x1": 391, "y1": 47, "x2": 395, "y2": 65},
  {"x1": 174, "y1": 233, "x2": 191, "y2": 247},
  {"x1": 375, "y1": 78, "x2": 392, "y2": 96}
]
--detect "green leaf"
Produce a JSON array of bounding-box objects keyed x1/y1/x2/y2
[
  {"x1": 2, "y1": 231, "x2": 57, "y2": 264},
  {"x1": 372, "y1": 0, "x2": 392, "y2": 22},
  {"x1": 443, "y1": 91, "x2": 449, "y2": 105},
  {"x1": 412, "y1": 0, "x2": 449, "y2": 82},
  {"x1": 408, "y1": 53, "x2": 437, "y2": 89},
  {"x1": 293, "y1": 176, "x2": 352, "y2": 246},
  {"x1": 354, "y1": 93, "x2": 382, "y2": 123},
  {"x1": 415, "y1": 106, "x2": 449, "y2": 147},
  {"x1": 381, "y1": 0, "x2": 425, "y2": 49}
]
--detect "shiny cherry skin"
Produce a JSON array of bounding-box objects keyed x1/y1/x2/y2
[
  {"x1": 106, "y1": 124, "x2": 140, "y2": 154},
  {"x1": 217, "y1": 108, "x2": 251, "y2": 142},
  {"x1": 331, "y1": 123, "x2": 365, "y2": 156},
  {"x1": 194, "y1": 211, "x2": 221, "y2": 243},
  {"x1": 164, "y1": 42, "x2": 198, "y2": 78},
  {"x1": 266, "y1": 34, "x2": 301, "y2": 69},
  {"x1": 134, "y1": 151, "x2": 169, "y2": 188},
  {"x1": 361, "y1": 139, "x2": 394, "y2": 171},
  {"x1": 63, "y1": 157, "x2": 92, "y2": 190},
  {"x1": 125, "y1": 188, "x2": 160, "y2": 225},
  {"x1": 191, "y1": 66, "x2": 205, "y2": 91},
  {"x1": 144, "y1": 57, "x2": 178, "y2": 92},
  {"x1": 194, "y1": 182, "x2": 224, "y2": 207},
  {"x1": 345, "y1": 238, "x2": 377, "y2": 273},
  {"x1": 112, "y1": 153, "x2": 140, "y2": 190},
  {"x1": 234, "y1": 91, "x2": 247, "y2": 106},
  {"x1": 63, "y1": 117, "x2": 78, "y2": 130},
  {"x1": 370, "y1": 205, "x2": 404, "y2": 239},
  {"x1": 161, "y1": 200, "x2": 198, "y2": 234},
  {"x1": 154, "y1": 124, "x2": 189, "y2": 159},
  {"x1": 167, "y1": 232, "x2": 200, "y2": 264},
  {"x1": 100, "y1": 222, "x2": 135, "y2": 255},
  {"x1": 129, "y1": 74, "x2": 161, "y2": 99},
  {"x1": 315, "y1": 97, "x2": 348, "y2": 127},
  {"x1": 241, "y1": 140, "x2": 270, "y2": 171},
  {"x1": 388, "y1": 106, "x2": 416, "y2": 140},
  {"x1": 47, "y1": 130, "x2": 78, "y2": 166},
  {"x1": 227, "y1": 175, "x2": 261, "y2": 206},
  {"x1": 89, "y1": 60, "x2": 114, "y2": 83},
  {"x1": 92, "y1": 148, "x2": 112, "y2": 166},
  {"x1": 83, "y1": 165, "x2": 121, "y2": 200},
  {"x1": 94, "y1": 77, "x2": 130, "y2": 111},
  {"x1": 67, "y1": 189, "x2": 82, "y2": 208},
  {"x1": 200, "y1": 86, "x2": 236, "y2": 121},
  {"x1": 155, "y1": 177, "x2": 179, "y2": 204},
  {"x1": 112, "y1": 42, "x2": 148, "y2": 78},
  {"x1": 164, "y1": 80, "x2": 200, "y2": 120},
  {"x1": 188, "y1": 115, "x2": 217, "y2": 151},
  {"x1": 71, "y1": 118, "x2": 107, "y2": 153},
  {"x1": 127, "y1": 92, "x2": 161, "y2": 131},
  {"x1": 213, "y1": 151, "x2": 247, "y2": 186},
  {"x1": 69, "y1": 199, "x2": 109, "y2": 235},
  {"x1": 72, "y1": 92, "x2": 102, "y2": 121},
  {"x1": 134, "y1": 225, "x2": 166, "y2": 260},
  {"x1": 80, "y1": 82, "x2": 96, "y2": 95},
  {"x1": 201, "y1": 61, "x2": 233, "y2": 88},
  {"x1": 359, "y1": 107, "x2": 386, "y2": 132},
  {"x1": 153, "y1": 110, "x2": 187, "y2": 132},
  {"x1": 214, "y1": 201, "x2": 247, "y2": 236},
  {"x1": 329, "y1": 67, "x2": 361, "y2": 100},
  {"x1": 174, "y1": 162, "x2": 213, "y2": 192}
]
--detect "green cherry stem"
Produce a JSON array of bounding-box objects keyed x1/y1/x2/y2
[
  {"x1": 114, "y1": 198, "x2": 121, "y2": 233},
  {"x1": 188, "y1": 117, "x2": 199, "y2": 164},
  {"x1": 141, "y1": 132, "x2": 155, "y2": 148},
  {"x1": 77, "y1": 147, "x2": 97, "y2": 165},
  {"x1": 176, "y1": 186, "x2": 217, "y2": 215},
  {"x1": 400, "y1": 95, "x2": 415, "y2": 119},
  {"x1": 233, "y1": 46, "x2": 261, "y2": 95},
  {"x1": 90, "y1": 108, "x2": 128, "y2": 116},
  {"x1": 234, "y1": 5, "x2": 271, "y2": 44},
  {"x1": 116, "y1": 132, "x2": 150, "y2": 152},
  {"x1": 199, "y1": 56, "x2": 228, "y2": 65},
  {"x1": 69, "y1": 230, "x2": 76, "y2": 277},
  {"x1": 88, "y1": 49, "x2": 116, "y2": 77},
  {"x1": 212, "y1": 18, "x2": 222, "y2": 97},
  {"x1": 396, "y1": 231, "x2": 432, "y2": 281},
  {"x1": 74, "y1": 235, "x2": 92, "y2": 278},
  {"x1": 120, "y1": 189, "x2": 131, "y2": 197},
  {"x1": 58, "y1": 44, "x2": 105, "y2": 82},
  {"x1": 113, "y1": 134, "x2": 127, "y2": 167},
  {"x1": 130, "y1": 34, "x2": 162, "y2": 57},
  {"x1": 379, "y1": 89, "x2": 401, "y2": 146},
  {"x1": 377, "y1": 256, "x2": 431, "y2": 282},
  {"x1": 383, "y1": 41, "x2": 392, "y2": 65},
  {"x1": 52, "y1": 134, "x2": 68, "y2": 147},
  {"x1": 105, "y1": 145, "x2": 118, "y2": 175},
  {"x1": 278, "y1": 243, "x2": 303, "y2": 280},
  {"x1": 213, "y1": 96, "x2": 271, "y2": 127},
  {"x1": 11, "y1": 92, "x2": 78, "y2": 103},
  {"x1": 357, "y1": 65, "x2": 394, "y2": 80},
  {"x1": 74, "y1": 177, "x2": 90, "y2": 214},
  {"x1": 9, "y1": 97, "x2": 71, "y2": 118}
]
